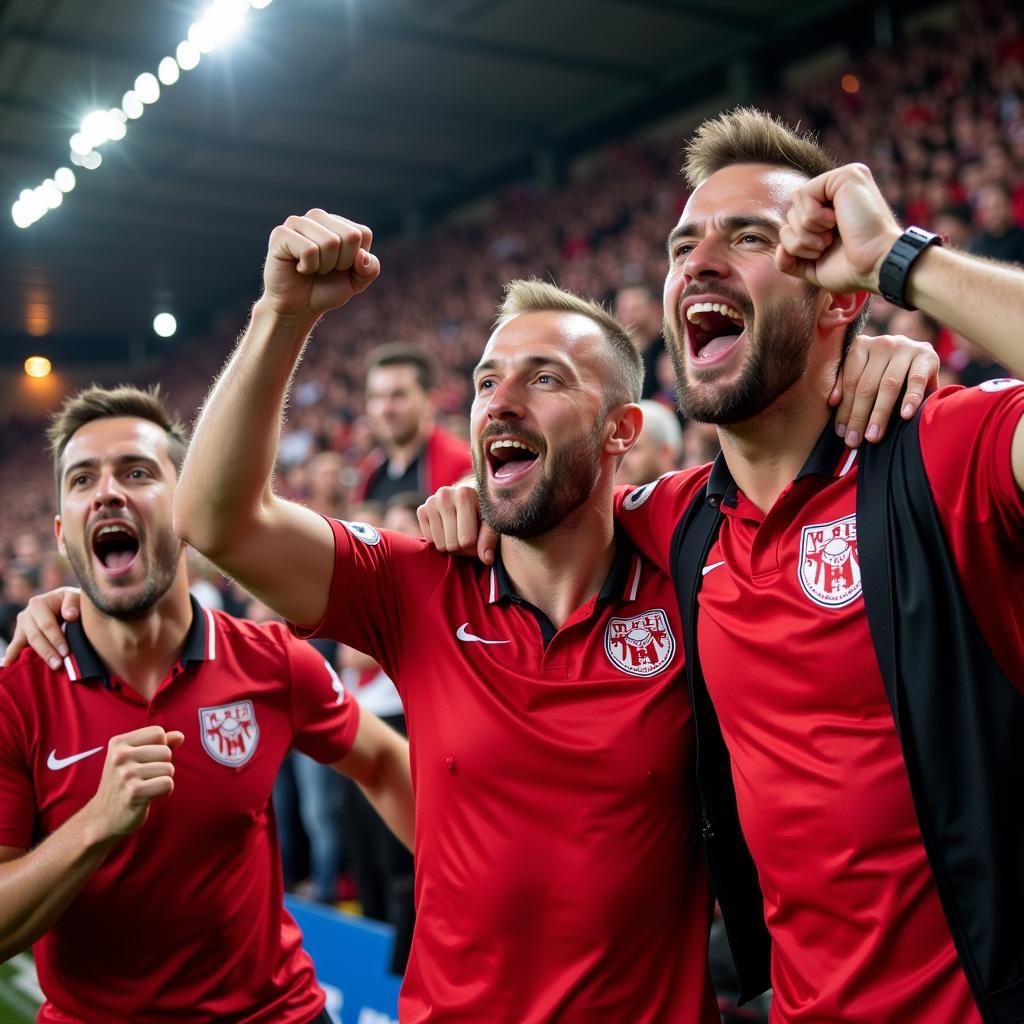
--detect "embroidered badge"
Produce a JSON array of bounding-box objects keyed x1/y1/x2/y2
[
  {"x1": 341, "y1": 520, "x2": 382, "y2": 545},
  {"x1": 198, "y1": 700, "x2": 260, "y2": 767},
  {"x1": 979, "y1": 378, "x2": 1023, "y2": 393},
  {"x1": 621, "y1": 471, "x2": 676, "y2": 511},
  {"x1": 604, "y1": 609, "x2": 676, "y2": 677},
  {"x1": 798, "y1": 514, "x2": 862, "y2": 608}
]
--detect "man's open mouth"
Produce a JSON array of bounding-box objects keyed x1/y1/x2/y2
[
  {"x1": 685, "y1": 300, "x2": 747, "y2": 363},
  {"x1": 485, "y1": 437, "x2": 541, "y2": 485},
  {"x1": 91, "y1": 522, "x2": 140, "y2": 576}
]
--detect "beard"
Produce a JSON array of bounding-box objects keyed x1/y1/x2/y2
[
  {"x1": 666, "y1": 283, "x2": 819, "y2": 425},
  {"x1": 474, "y1": 417, "x2": 606, "y2": 539},
  {"x1": 65, "y1": 525, "x2": 183, "y2": 621}
]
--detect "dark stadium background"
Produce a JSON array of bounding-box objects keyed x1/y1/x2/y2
[{"x1": 1, "y1": 0, "x2": 1021, "y2": 1019}]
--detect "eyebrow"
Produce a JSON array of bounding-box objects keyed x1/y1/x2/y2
[
  {"x1": 473, "y1": 353, "x2": 577, "y2": 380},
  {"x1": 667, "y1": 215, "x2": 782, "y2": 252},
  {"x1": 63, "y1": 453, "x2": 162, "y2": 483}
]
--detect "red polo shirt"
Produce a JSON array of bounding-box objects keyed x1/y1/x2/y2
[
  {"x1": 0, "y1": 597, "x2": 359, "y2": 1024},
  {"x1": 617, "y1": 381, "x2": 1024, "y2": 1023},
  {"x1": 297, "y1": 518, "x2": 718, "y2": 1024}
]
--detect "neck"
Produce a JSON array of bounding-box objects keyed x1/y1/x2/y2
[
  {"x1": 387, "y1": 420, "x2": 432, "y2": 472},
  {"x1": 715, "y1": 360, "x2": 837, "y2": 513},
  {"x1": 78, "y1": 567, "x2": 194, "y2": 702},
  {"x1": 499, "y1": 481, "x2": 617, "y2": 628}
]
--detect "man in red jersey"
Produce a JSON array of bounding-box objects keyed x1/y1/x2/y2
[
  {"x1": 633, "y1": 110, "x2": 1024, "y2": 1024},
  {"x1": 416, "y1": 111, "x2": 1024, "y2": 1024},
  {"x1": 0, "y1": 384, "x2": 413, "y2": 1024},
  {"x1": 170, "y1": 206, "x2": 719, "y2": 1022}
]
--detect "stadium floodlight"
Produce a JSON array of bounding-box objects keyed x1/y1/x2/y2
[
  {"x1": 190, "y1": 0, "x2": 248, "y2": 54},
  {"x1": 10, "y1": 0, "x2": 273, "y2": 229},
  {"x1": 158, "y1": 56, "x2": 180, "y2": 86},
  {"x1": 11, "y1": 200, "x2": 33, "y2": 228},
  {"x1": 54, "y1": 167, "x2": 76, "y2": 192},
  {"x1": 176, "y1": 40, "x2": 201, "y2": 71},
  {"x1": 24, "y1": 356, "x2": 52, "y2": 379},
  {"x1": 153, "y1": 312, "x2": 177, "y2": 338},
  {"x1": 122, "y1": 90, "x2": 145, "y2": 119},
  {"x1": 69, "y1": 132, "x2": 92, "y2": 156},
  {"x1": 81, "y1": 109, "x2": 113, "y2": 148},
  {"x1": 41, "y1": 179, "x2": 63, "y2": 209},
  {"x1": 135, "y1": 73, "x2": 161, "y2": 104},
  {"x1": 107, "y1": 110, "x2": 128, "y2": 141}
]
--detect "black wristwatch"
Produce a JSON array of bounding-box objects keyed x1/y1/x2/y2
[{"x1": 877, "y1": 226, "x2": 942, "y2": 310}]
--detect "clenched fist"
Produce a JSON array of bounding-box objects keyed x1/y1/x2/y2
[
  {"x1": 84, "y1": 727, "x2": 185, "y2": 840},
  {"x1": 261, "y1": 209, "x2": 380, "y2": 319}
]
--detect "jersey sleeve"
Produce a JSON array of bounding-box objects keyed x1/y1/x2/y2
[
  {"x1": 280, "y1": 630, "x2": 362, "y2": 765},
  {"x1": 290, "y1": 516, "x2": 446, "y2": 680},
  {"x1": 614, "y1": 470, "x2": 709, "y2": 574},
  {"x1": 918, "y1": 381, "x2": 1024, "y2": 537},
  {"x1": 0, "y1": 682, "x2": 34, "y2": 849}
]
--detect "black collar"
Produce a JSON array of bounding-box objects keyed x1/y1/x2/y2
[
  {"x1": 490, "y1": 528, "x2": 637, "y2": 606},
  {"x1": 65, "y1": 595, "x2": 210, "y2": 687},
  {"x1": 707, "y1": 417, "x2": 850, "y2": 506}
]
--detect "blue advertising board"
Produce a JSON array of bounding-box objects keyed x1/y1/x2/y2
[{"x1": 285, "y1": 896, "x2": 401, "y2": 1024}]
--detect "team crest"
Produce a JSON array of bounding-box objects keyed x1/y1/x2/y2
[
  {"x1": 622, "y1": 471, "x2": 677, "y2": 511},
  {"x1": 604, "y1": 609, "x2": 676, "y2": 677},
  {"x1": 198, "y1": 700, "x2": 260, "y2": 767},
  {"x1": 799, "y1": 514, "x2": 862, "y2": 608},
  {"x1": 341, "y1": 520, "x2": 381, "y2": 545}
]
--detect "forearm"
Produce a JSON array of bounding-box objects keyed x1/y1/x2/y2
[
  {"x1": 0, "y1": 807, "x2": 116, "y2": 961},
  {"x1": 358, "y1": 751, "x2": 415, "y2": 851},
  {"x1": 174, "y1": 300, "x2": 318, "y2": 556},
  {"x1": 904, "y1": 245, "x2": 1024, "y2": 379}
]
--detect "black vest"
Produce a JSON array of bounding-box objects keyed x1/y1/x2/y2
[{"x1": 671, "y1": 411, "x2": 1024, "y2": 1020}]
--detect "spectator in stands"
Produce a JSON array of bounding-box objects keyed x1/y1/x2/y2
[
  {"x1": 357, "y1": 343, "x2": 471, "y2": 504},
  {"x1": 614, "y1": 283, "x2": 667, "y2": 399},
  {"x1": 617, "y1": 400, "x2": 684, "y2": 486},
  {"x1": 970, "y1": 181, "x2": 1024, "y2": 264},
  {"x1": 306, "y1": 451, "x2": 349, "y2": 522}
]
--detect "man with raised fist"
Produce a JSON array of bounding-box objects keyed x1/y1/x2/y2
[{"x1": 0, "y1": 383, "x2": 413, "y2": 1024}]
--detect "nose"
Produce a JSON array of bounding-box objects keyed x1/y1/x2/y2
[
  {"x1": 485, "y1": 377, "x2": 526, "y2": 422},
  {"x1": 682, "y1": 233, "x2": 730, "y2": 284},
  {"x1": 91, "y1": 468, "x2": 127, "y2": 511}
]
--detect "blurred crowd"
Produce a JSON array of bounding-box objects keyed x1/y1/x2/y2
[{"x1": 0, "y1": 0, "x2": 1021, "y2": 999}]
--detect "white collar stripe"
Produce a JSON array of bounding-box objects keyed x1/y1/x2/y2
[
  {"x1": 627, "y1": 554, "x2": 642, "y2": 601},
  {"x1": 63, "y1": 656, "x2": 77, "y2": 681},
  {"x1": 488, "y1": 567, "x2": 496, "y2": 604},
  {"x1": 838, "y1": 447, "x2": 858, "y2": 477},
  {"x1": 205, "y1": 608, "x2": 217, "y2": 660}
]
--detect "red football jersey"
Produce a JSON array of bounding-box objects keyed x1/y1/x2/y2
[
  {"x1": 0, "y1": 599, "x2": 359, "y2": 1024},
  {"x1": 297, "y1": 518, "x2": 718, "y2": 1024},
  {"x1": 617, "y1": 382, "x2": 1024, "y2": 1023}
]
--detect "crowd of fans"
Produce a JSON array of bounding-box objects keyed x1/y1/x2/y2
[{"x1": 0, "y1": 0, "x2": 1020, "y2": 987}]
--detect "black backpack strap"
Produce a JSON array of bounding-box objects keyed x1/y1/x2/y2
[{"x1": 671, "y1": 484, "x2": 772, "y2": 1002}]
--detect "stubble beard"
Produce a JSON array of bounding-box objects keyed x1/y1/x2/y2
[
  {"x1": 475, "y1": 417, "x2": 606, "y2": 539},
  {"x1": 666, "y1": 285, "x2": 818, "y2": 425},
  {"x1": 65, "y1": 529, "x2": 183, "y2": 621}
]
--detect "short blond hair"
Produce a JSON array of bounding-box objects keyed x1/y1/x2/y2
[
  {"x1": 496, "y1": 278, "x2": 643, "y2": 405},
  {"x1": 684, "y1": 106, "x2": 835, "y2": 189}
]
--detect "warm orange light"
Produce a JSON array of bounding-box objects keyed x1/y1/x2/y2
[
  {"x1": 24, "y1": 355, "x2": 52, "y2": 378},
  {"x1": 841, "y1": 74, "x2": 860, "y2": 94}
]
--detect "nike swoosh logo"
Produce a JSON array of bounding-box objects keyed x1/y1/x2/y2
[
  {"x1": 47, "y1": 746, "x2": 104, "y2": 771},
  {"x1": 456, "y1": 623, "x2": 510, "y2": 645},
  {"x1": 702, "y1": 560, "x2": 727, "y2": 576}
]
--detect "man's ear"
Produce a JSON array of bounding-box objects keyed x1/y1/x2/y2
[
  {"x1": 819, "y1": 290, "x2": 869, "y2": 333},
  {"x1": 54, "y1": 514, "x2": 67, "y2": 558},
  {"x1": 606, "y1": 403, "x2": 644, "y2": 458}
]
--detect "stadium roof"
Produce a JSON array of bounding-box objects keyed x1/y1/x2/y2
[{"x1": 0, "y1": 0, "x2": 932, "y2": 368}]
